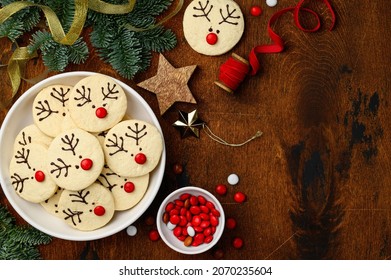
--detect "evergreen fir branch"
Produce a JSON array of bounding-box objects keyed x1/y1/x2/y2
[
  {"x1": 68, "y1": 37, "x2": 89, "y2": 64},
  {"x1": 135, "y1": 26, "x2": 177, "y2": 52},
  {"x1": 103, "y1": 29, "x2": 143, "y2": 79},
  {"x1": 42, "y1": 0, "x2": 75, "y2": 32},
  {"x1": 10, "y1": 226, "x2": 52, "y2": 246},
  {"x1": 131, "y1": 0, "x2": 173, "y2": 17},
  {"x1": 0, "y1": 204, "x2": 51, "y2": 260},
  {"x1": 28, "y1": 30, "x2": 53, "y2": 54},
  {"x1": 0, "y1": 16, "x2": 25, "y2": 41}
]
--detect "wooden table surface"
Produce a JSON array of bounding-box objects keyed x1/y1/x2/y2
[{"x1": 1, "y1": 0, "x2": 391, "y2": 260}]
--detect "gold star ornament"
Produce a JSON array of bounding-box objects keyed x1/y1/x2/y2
[
  {"x1": 173, "y1": 109, "x2": 205, "y2": 138},
  {"x1": 137, "y1": 54, "x2": 197, "y2": 115}
]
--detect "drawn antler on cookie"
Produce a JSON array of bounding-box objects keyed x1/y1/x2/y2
[
  {"x1": 51, "y1": 87, "x2": 70, "y2": 107},
  {"x1": 102, "y1": 82, "x2": 119, "y2": 101},
  {"x1": 61, "y1": 133, "x2": 80, "y2": 156},
  {"x1": 69, "y1": 190, "x2": 90, "y2": 204},
  {"x1": 106, "y1": 133, "x2": 128, "y2": 156},
  {"x1": 11, "y1": 173, "x2": 29, "y2": 193},
  {"x1": 219, "y1": 4, "x2": 240, "y2": 25},
  {"x1": 63, "y1": 208, "x2": 83, "y2": 226},
  {"x1": 50, "y1": 158, "x2": 71, "y2": 178},
  {"x1": 74, "y1": 86, "x2": 92, "y2": 107},
  {"x1": 125, "y1": 123, "x2": 147, "y2": 146},
  {"x1": 15, "y1": 147, "x2": 31, "y2": 169},
  {"x1": 193, "y1": 0, "x2": 213, "y2": 22},
  {"x1": 35, "y1": 100, "x2": 59, "y2": 121},
  {"x1": 18, "y1": 131, "x2": 32, "y2": 147}
]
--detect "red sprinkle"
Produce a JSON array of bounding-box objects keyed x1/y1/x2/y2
[
  {"x1": 198, "y1": 195, "x2": 206, "y2": 205},
  {"x1": 34, "y1": 170, "x2": 45, "y2": 182},
  {"x1": 206, "y1": 33, "x2": 218, "y2": 45},
  {"x1": 173, "y1": 163, "x2": 183, "y2": 174},
  {"x1": 165, "y1": 202, "x2": 175, "y2": 212},
  {"x1": 232, "y1": 237, "x2": 244, "y2": 249},
  {"x1": 81, "y1": 158, "x2": 93, "y2": 170},
  {"x1": 95, "y1": 107, "x2": 108, "y2": 118},
  {"x1": 135, "y1": 153, "x2": 147, "y2": 164},
  {"x1": 215, "y1": 184, "x2": 227, "y2": 196},
  {"x1": 204, "y1": 235, "x2": 213, "y2": 244},
  {"x1": 173, "y1": 226, "x2": 182, "y2": 237},
  {"x1": 93, "y1": 206, "x2": 105, "y2": 216},
  {"x1": 250, "y1": 5, "x2": 263, "y2": 17},
  {"x1": 226, "y1": 217, "x2": 237, "y2": 230},
  {"x1": 190, "y1": 206, "x2": 201, "y2": 215},
  {"x1": 149, "y1": 229, "x2": 160, "y2": 241},
  {"x1": 124, "y1": 182, "x2": 135, "y2": 193},
  {"x1": 233, "y1": 191, "x2": 247, "y2": 203}
]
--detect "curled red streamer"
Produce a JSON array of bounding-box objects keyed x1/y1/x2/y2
[
  {"x1": 249, "y1": 0, "x2": 336, "y2": 75},
  {"x1": 216, "y1": 0, "x2": 336, "y2": 92}
]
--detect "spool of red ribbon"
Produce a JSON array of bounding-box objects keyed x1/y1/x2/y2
[{"x1": 215, "y1": 0, "x2": 336, "y2": 94}]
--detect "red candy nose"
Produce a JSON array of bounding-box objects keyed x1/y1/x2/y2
[
  {"x1": 206, "y1": 33, "x2": 218, "y2": 45},
  {"x1": 134, "y1": 153, "x2": 147, "y2": 164},
  {"x1": 96, "y1": 107, "x2": 107, "y2": 118},
  {"x1": 94, "y1": 206, "x2": 105, "y2": 216},
  {"x1": 81, "y1": 158, "x2": 93, "y2": 170},
  {"x1": 124, "y1": 182, "x2": 135, "y2": 193},
  {"x1": 35, "y1": 170, "x2": 45, "y2": 182}
]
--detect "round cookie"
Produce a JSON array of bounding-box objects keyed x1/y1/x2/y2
[
  {"x1": 58, "y1": 183, "x2": 115, "y2": 231},
  {"x1": 68, "y1": 74, "x2": 127, "y2": 133},
  {"x1": 32, "y1": 85, "x2": 73, "y2": 137},
  {"x1": 40, "y1": 187, "x2": 64, "y2": 217},
  {"x1": 183, "y1": 0, "x2": 245, "y2": 56},
  {"x1": 103, "y1": 120, "x2": 163, "y2": 177},
  {"x1": 13, "y1": 124, "x2": 53, "y2": 153},
  {"x1": 9, "y1": 143, "x2": 57, "y2": 203},
  {"x1": 98, "y1": 165, "x2": 150, "y2": 211},
  {"x1": 46, "y1": 128, "x2": 104, "y2": 191}
]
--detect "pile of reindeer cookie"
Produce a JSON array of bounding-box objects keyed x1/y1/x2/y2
[{"x1": 9, "y1": 74, "x2": 163, "y2": 231}]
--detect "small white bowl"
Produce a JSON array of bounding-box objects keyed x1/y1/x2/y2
[
  {"x1": 0, "y1": 71, "x2": 166, "y2": 241},
  {"x1": 157, "y1": 186, "x2": 225, "y2": 254}
]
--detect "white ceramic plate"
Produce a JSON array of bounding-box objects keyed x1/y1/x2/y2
[{"x1": 0, "y1": 71, "x2": 166, "y2": 241}]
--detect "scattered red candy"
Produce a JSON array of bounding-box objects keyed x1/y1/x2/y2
[
  {"x1": 149, "y1": 229, "x2": 160, "y2": 241},
  {"x1": 215, "y1": 184, "x2": 227, "y2": 196},
  {"x1": 232, "y1": 237, "x2": 244, "y2": 249},
  {"x1": 80, "y1": 158, "x2": 93, "y2": 170},
  {"x1": 93, "y1": 205, "x2": 105, "y2": 216},
  {"x1": 124, "y1": 182, "x2": 135, "y2": 193},
  {"x1": 173, "y1": 163, "x2": 183, "y2": 174},
  {"x1": 135, "y1": 153, "x2": 147, "y2": 164},
  {"x1": 233, "y1": 191, "x2": 247, "y2": 203},
  {"x1": 163, "y1": 193, "x2": 221, "y2": 247},
  {"x1": 95, "y1": 107, "x2": 108, "y2": 118},
  {"x1": 250, "y1": 5, "x2": 262, "y2": 17},
  {"x1": 226, "y1": 217, "x2": 237, "y2": 229},
  {"x1": 34, "y1": 170, "x2": 45, "y2": 182}
]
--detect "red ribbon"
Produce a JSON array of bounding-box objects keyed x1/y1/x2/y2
[{"x1": 248, "y1": 0, "x2": 336, "y2": 76}]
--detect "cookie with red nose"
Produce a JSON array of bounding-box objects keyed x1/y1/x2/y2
[
  {"x1": 46, "y1": 128, "x2": 105, "y2": 191},
  {"x1": 58, "y1": 183, "x2": 115, "y2": 231},
  {"x1": 103, "y1": 120, "x2": 163, "y2": 177},
  {"x1": 183, "y1": 0, "x2": 245, "y2": 56},
  {"x1": 9, "y1": 143, "x2": 57, "y2": 203},
  {"x1": 68, "y1": 74, "x2": 127, "y2": 133}
]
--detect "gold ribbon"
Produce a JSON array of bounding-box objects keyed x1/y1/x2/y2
[{"x1": 4, "y1": 46, "x2": 37, "y2": 97}]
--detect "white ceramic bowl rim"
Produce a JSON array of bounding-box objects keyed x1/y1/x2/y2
[
  {"x1": 0, "y1": 71, "x2": 166, "y2": 241},
  {"x1": 157, "y1": 186, "x2": 225, "y2": 255}
]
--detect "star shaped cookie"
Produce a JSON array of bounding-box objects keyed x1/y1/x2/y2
[{"x1": 137, "y1": 54, "x2": 197, "y2": 115}]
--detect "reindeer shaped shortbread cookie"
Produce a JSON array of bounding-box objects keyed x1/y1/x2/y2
[
  {"x1": 103, "y1": 120, "x2": 163, "y2": 177},
  {"x1": 183, "y1": 0, "x2": 245, "y2": 56},
  {"x1": 68, "y1": 74, "x2": 127, "y2": 133}
]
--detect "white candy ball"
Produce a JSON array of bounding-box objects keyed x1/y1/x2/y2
[
  {"x1": 227, "y1": 173, "x2": 240, "y2": 185},
  {"x1": 126, "y1": 225, "x2": 137, "y2": 236}
]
